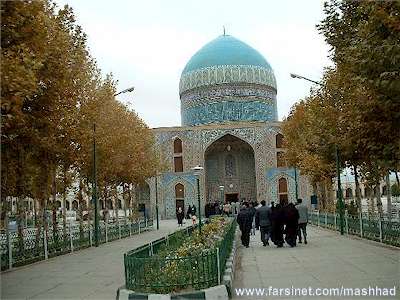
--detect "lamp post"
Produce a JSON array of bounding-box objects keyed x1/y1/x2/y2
[
  {"x1": 92, "y1": 86, "x2": 135, "y2": 246},
  {"x1": 290, "y1": 72, "x2": 344, "y2": 234},
  {"x1": 192, "y1": 165, "x2": 204, "y2": 234},
  {"x1": 219, "y1": 185, "x2": 225, "y2": 205},
  {"x1": 294, "y1": 167, "x2": 299, "y2": 200}
]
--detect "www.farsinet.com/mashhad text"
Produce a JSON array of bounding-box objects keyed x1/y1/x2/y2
[{"x1": 235, "y1": 286, "x2": 397, "y2": 297}]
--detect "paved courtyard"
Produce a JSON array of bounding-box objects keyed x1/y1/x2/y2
[
  {"x1": 233, "y1": 226, "x2": 399, "y2": 299},
  {"x1": 2, "y1": 222, "x2": 398, "y2": 300},
  {"x1": 1, "y1": 219, "x2": 189, "y2": 300}
]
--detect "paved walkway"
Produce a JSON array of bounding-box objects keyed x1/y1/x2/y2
[
  {"x1": 1, "y1": 219, "x2": 190, "y2": 300},
  {"x1": 233, "y1": 226, "x2": 399, "y2": 299}
]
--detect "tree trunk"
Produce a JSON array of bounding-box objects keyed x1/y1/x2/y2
[
  {"x1": 123, "y1": 184, "x2": 128, "y2": 224},
  {"x1": 16, "y1": 196, "x2": 24, "y2": 255},
  {"x1": 103, "y1": 186, "x2": 109, "y2": 222},
  {"x1": 114, "y1": 185, "x2": 119, "y2": 224},
  {"x1": 62, "y1": 167, "x2": 68, "y2": 243},
  {"x1": 52, "y1": 168, "x2": 58, "y2": 246},
  {"x1": 375, "y1": 183, "x2": 383, "y2": 216},
  {"x1": 353, "y1": 165, "x2": 362, "y2": 213},
  {"x1": 128, "y1": 184, "x2": 133, "y2": 221},
  {"x1": 395, "y1": 171, "x2": 399, "y2": 186},
  {"x1": 385, "y1": 173, "x2": 392, "y2": 220},
  {"x1": 78, "y1": 178, "x2": 84, "y2": 240}
]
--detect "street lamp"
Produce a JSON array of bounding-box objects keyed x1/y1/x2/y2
[
  {"x1": 290, "y1": 72, "x2": 344, "y2": 235},
  {"x1": 114, "y1": 86, "x2": 135, "y2": 97},
  {"x1": 192, "y1": 165, "x2": 204, "y2": 234},
  {"x1": 219, "y1": 185, "x2": 225, "y2": 205},
  {"x1": 92, "y1": 86, "x2": 135, "y2": 246},
  {"x1": 290, "y1": 73, "x2": 322, "y2": 86}
]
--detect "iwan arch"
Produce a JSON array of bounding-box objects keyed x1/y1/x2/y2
[{"x1": 146, "y1": 34, "x2": 312, "y2": 219}]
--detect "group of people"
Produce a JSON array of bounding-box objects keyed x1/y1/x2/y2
[
  {"x1": 204, "y1": 200, "x2": 243, "y2": 217},
  {"x1": 237, "y1": 199, "x2": 308, "y2": 248},
  {"x1": 176, "y1": 205, "x2": 197, "y2": 226}
]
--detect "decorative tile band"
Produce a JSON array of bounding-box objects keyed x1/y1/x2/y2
[
  {"x1": 180, "y1": 84, "x2": 276, "y2": 110},
  {"x1": 181, "y1": 100, "x2": 277, "y2": 126},
  {"x1": 179, "y1": 64, "x2": 277, "y2": 95}
]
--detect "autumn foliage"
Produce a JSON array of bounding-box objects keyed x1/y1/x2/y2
[
  {"x1": 1, "y1": 1, "x2": 162, "y2": 234},
  {"x1": 282, "y1": 1, "x2": 400, "y2": 212}
]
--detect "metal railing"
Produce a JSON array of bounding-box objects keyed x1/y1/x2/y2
[
  {"x1": 309, "y1": 211, "x2": 399, "y2": 247},
  {"x1": 1, "y1": 218, "x2": 153, "y2": 271},
  {"x1": 124, "y1": 219, "x2": 236, "y2": 294}
]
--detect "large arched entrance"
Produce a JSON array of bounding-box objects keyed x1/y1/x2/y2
[{"x1": 205, "y1": 134, "x2": 256, "y2": 204}]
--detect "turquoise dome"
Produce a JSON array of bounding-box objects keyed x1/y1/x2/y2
[
  {"x1": 182, "y1": 35, "x2": 273, "y2": 75},
  {"x1": 179, "y1": 34, "x2": 278, "y2": 126}
]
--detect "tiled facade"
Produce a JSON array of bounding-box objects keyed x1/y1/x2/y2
[
  {"x1": 146, "y1": 34, "x2": 312, "y2": 219},
  {"x1": 149, "y1": 122, "x2": 312, "y2": 219}
]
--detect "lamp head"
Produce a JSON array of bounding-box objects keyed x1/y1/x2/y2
[{"x1": 191, "y1": 165, "x2": 204, "y2": 176}]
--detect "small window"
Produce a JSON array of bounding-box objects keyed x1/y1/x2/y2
[
  {"x1": 345, "y1": 188, "x2": 352, "y2": 198},
  {"x1": 174, "y1": 138, "x2": 183, "y2": 154},
  {"x1": 276, "y1": 133, "x2": 284, "y2": 148},
  {"x1": 225, "y1": 154, "x2": 236, "y2": 176},
  {"x1": 174, "y1": 157, "x2": 183, "y2": 172},
  {"x1": 72, "y1": 200, "x2": 79, "y2": 210},
  {"x1": 278, "y1": 177, "x2": 288, "y2": 205},
  {"x1": 175, "y1": 183, "x2": 184, "y2": 199},
  {"x1": 382, "y1": 185, "x2": 387, "y2": 196},
  {"x1": 277, "y1": 151, "x2": 286, "y2": 167},
  {"x1": 278, "y1": 178, "x2": 288, "y2": 193},
  {"x1": 364, "y1": 187, "x2": 371, "y2": 198}
]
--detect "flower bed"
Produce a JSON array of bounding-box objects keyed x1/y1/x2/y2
[{"x1": 124, "y1": 216, "x2": 236, "y2": 294}]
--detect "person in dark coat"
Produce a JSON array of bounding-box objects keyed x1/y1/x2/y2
[
  {"x1": 205, "y1": 203, "x2": 211, "y2": 218},
  {"x1": 270, "y1": 203, "x2": 284, "y2": 247},
  {"x1": 283, "y1": 203, "x2": 299, "y2": 247},
  {"x1": 176, "y1": 207, "x2": 184, "y2": 226},
  {"x1": 186, "y1": 206, "x2": 192, "y2": 219},
  {"x1": 237, "y1": 202, "x2": 253, "y2": 248},
  {"x1": 255, "y1": 200, "x2": 272, "y2": 246},
  {"x1": 191, "y1": 205, "x2": 196, "y2": 216},
  {"x1": 249, "y1": 202, "x2": 257, "y2": 235}
]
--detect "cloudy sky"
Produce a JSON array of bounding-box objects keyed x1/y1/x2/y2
[{"x1": 55, "y1": 0, "x2": 331, "y2": 128}]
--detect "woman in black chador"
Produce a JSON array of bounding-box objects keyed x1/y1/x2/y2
[
  {"x1": 271, "y1": 203, "x2": 284, "y2": 247},
  {"x1": 186, "y1": 205, "x2": 192, "y2": 219},
  {"x1": 284, "y1": 203, "x2": 299, "y2": 247},
  {"x1": 176, "y1": 207, "x2": 184, "y2": 226}
]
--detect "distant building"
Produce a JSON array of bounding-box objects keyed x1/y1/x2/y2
[{"x1": 147, "y1": 34, "x2": 312, "y2": 219}]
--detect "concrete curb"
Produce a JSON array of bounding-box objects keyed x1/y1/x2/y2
[
  {"x1": 117, "y1": 285, "x2": 228, "y2": 300},
  {"x1": 222, "y1": 228, "x2": 239, "y2": 298}
]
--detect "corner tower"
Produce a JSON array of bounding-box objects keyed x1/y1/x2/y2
[{"x1": 179, "y1": 34, "x2": 277, "y2": 126}]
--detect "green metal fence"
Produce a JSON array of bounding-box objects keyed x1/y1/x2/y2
[
  {"x1": 309, "y1": 211, "x2": 399, "y2": 247},
  {"x1": 124, "y1": 219, "x2": 236, "y2": 294},
  {"x1": 1, "y1": 218, "x2": 153, "y2": 271}
]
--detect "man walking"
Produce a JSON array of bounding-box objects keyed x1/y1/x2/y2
[
  {"x1": 237, "y1": 202, "x2": 252, "y2": 248},
  {"x1": 255, "y1": 200, "x2": 272, "y2": 246},
  {"x1": 249, "y1": 202, "x2": 257, "y2": 235},
  {"x1": 296, "y1": 198, "x2": 308, "y2": 244}
]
